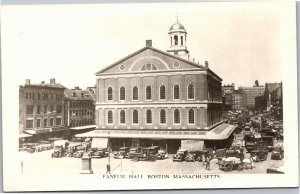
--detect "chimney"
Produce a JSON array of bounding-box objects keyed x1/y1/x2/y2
[
  {"x1": 188, "y1": 54, "x2": 190, "y2": 60},
  {"x1": 25, "y1": 79, "x2": 31, "y2": 85},
  {"x1": 41, "y1": 81, "x2": 45, "y2": 84},
  {"x1": 205, "y1": 61, "x2": 209, "y2": 68},
  {"x1": 74, "y1": 86, "x2": 80, "y2": 90},
  {"x1": 50, "y1": 78, "x2": 55, "y2": 84},
  {"x1": 146, "y1": 40, "x2": 152, "y2": 47},
  {"x1": 193, "y1": 58, "x2": 195, "y2": 62}
]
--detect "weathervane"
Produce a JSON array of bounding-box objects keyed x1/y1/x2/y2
[{"x1": 176, "y1": 12, "x2": 178, "y2": 21}]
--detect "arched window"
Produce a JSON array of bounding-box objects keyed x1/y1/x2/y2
[
  {"x1": 188, "y1": 109, "x2": 195, "y2": 124},
  {"x1": 120, "y1": 110, "x2": 125, "y2": 124},
  {"x1": 133, "y1": 110, "x2": 138, "y2": 124},
  {"x1": 160, "y1": 109, "x2": 166, "y2": 124},
  {"x1": 181, "y1": 36, "x2": 183, "y2": 45},
  {"x1": 107, "y1": 87, "x2": 113, "y2": 100},
  {"x1": 174, "y1": 85, "x2": 180, "y2": 99},
  {"x1": 146, "y1": 109, "x2": 152, "y2": 124},
  {"x1": 108, "y1": 110, "x2": 113, "y2": 124},
  {"x1": 188, "y1": 84, "x2": 194, "y2": 99},
  {"x1": 120, "y1": 87, "x2": 125, "y2": 100},
  {"x1": 174, "y1": 109, "x2": 180, "y2": 124},
  {"x1": 140, "y1": 63, "x2": 158, "y2": 71},
  {"x1": 160, "y1": 85, "x2": 166, "y2": 99},
  {"x1": 146, "y1": 86, "x2": 152, "y2": 100},
  {"x1": 170, "y1": 37, "x2": 172, "y2": 46},
  {"x1": 133, "y1": 86, "x2": 138, "y2": 100},
  {"x1": 174, "y1": 35, "x2": 178, "y2": 45}
]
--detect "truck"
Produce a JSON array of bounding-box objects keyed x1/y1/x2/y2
[
  {"x1": 131, "y1": 146, "x2": 159, "y2": 162},
  {"x1": 250, "y1": 141, "x2": 268, "y2": 162},
  {"x1": 51, "y1": 140, "x2": 69, "y2": 158}
]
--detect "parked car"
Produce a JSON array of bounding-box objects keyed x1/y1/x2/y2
[
  {"x1": 271, "y1": 146, "x2": 284, "y2": 160},
  {"x1": 156, "y1": 149, "x2": 168, "y2": 160},
  {"x1": 131, "y1": 147, "x2": 158, "y2": 162},
  {"x1": 173, "y1": 149, "x2": 188, "y2": 162},
  {"x1": 51, "y1": 145, "x2": 66, "y2": 158},
  {"x1": 114, "y1": 147, "x2": 130, "y2": 159},
  {"x1": 66, "y1": 143, "x2": 83, "y2": 157},
  {"x1": 73, "y1": 150, "x2": 85, "y2": 158},
  {"x1": 92, "y1": 148, "x2": 109, "y2": 158},
  {"x1": 185, "y1": 151, "x2": 201, "y2": 162}
]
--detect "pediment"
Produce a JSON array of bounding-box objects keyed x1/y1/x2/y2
[{"x1": 96, "y1": 47, "x2": 205, "y2": 75}]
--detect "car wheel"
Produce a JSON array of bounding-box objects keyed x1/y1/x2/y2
[{"x1": 133, "y1": 157, "x2": 139, "y2": 162}]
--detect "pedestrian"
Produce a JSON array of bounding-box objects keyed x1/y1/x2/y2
[
  {"x1": 205, "y1": 157, "x2": 210, "y2": 170},
  {"x1": 106, "y1": 163, "x2": 111, "y2": 174}
]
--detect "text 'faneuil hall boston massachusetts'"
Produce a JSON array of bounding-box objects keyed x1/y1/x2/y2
[{"x1": 74, "y1": 19, "x2": 236, "y2": 153}]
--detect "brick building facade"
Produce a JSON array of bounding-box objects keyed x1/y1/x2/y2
[
  {"x1": 19, "y1": 79, "x2": 67, "y2": 141},
  {"x1": 77, "y1": 20, "x2": 235, "y2": 152}
]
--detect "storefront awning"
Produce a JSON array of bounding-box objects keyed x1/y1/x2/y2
[
  {"x1": 70, "y1": 125, "x2": 97, "y2": 130},
  {"x1": 19, "y1": 133, "x2": 32, "y2": 138},
  {"x1": 75, "y1": 123, "x2": 236, "y2": 140}
]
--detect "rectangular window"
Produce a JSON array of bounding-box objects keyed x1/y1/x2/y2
[
  {"x1": 56, "y1": 118, "x2": 62, "y2": 125},
  {"x1": 37, "y1": 105, "x2": 41, "y2": 114},
  {"x1": 44, "y1": 119, "x2": 47, "y2": 127},
  {"x1": 36, "y1": 119, "x2": 41, "y2": 128},
  {"x1": 44, "y1": 105, "x2": 47, "y2": 113},
  {"x1": 26, "y1": 120, "x2": 33, "y2": 128},
  {"x1": 50, "y1": 118, "x2": 54, "y2": 126},
  {"x1": 56, "y1": 105, "x2": 62, "y2": 113},
  {"x1": 50, "y1": 105, "x2": 54, "y2": 112},
  {"x1": 26, "y1": 105, "x2": 34, "y2": 115}
]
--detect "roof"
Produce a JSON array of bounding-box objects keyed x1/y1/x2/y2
[
  {"x1": 70, "y1": 125, "x2": 97, "y2": 130},
  {"x1": 169, "y1": 21, "x2": 186, "y2": 32},
  {"x1": 75, "y1": 123, "x2": 236, "y2": 140},
  {"x1": 22, "y1": 83, "x2": 65, "y2": 89},
  {"x1": 64, "y1": 89, "x2": 95, "y2": 101},
  {"x1": 96, "y1": 46, "x2": 202, "y2": 73}
]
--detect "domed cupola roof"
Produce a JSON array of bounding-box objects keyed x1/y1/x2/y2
[{"x1": 169, "y1": 21, "x2": 186, "y2": 33}]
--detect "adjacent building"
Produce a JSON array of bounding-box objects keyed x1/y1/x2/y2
[
  {"x1": 232, "y1": 90, "x2": 243, "y2": 110},
  {"x1": 64, "y1": 87, "x2": 96, "y2": 135},
  {"x1": 19, "y1": 79, "x2": 67, "y2": 141},
  {"x1": 222, "y1": 83, "x2": 235, "y2": 95},
  {"x1": 239, "y1": 84, "x2": 265, "y2": 109},
  {"x1": 77, "y1": 20, "x2": 236, "y2": 153}
]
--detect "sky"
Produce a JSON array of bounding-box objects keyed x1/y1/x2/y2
[{"x1": 2, "y1": 2, "x2": 284, "y2": 89}]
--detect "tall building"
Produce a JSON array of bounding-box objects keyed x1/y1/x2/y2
[
  {"x1": 19, "y1": 79, "x2": 67, "y2": 142},
  {"x1": 239, "y1": 83, "x2": 265, "y2": 109},
  {"x1": 64, "y1": 87, "x2": 96, "y2": 136},
  {"x1": 264, "y1": 82, "x2": 282, "y2": 108},
  {"x1": 78, "y1": 19, "x2": 236, "y2": 152},
  {"x1": 232, "y1": 90, "x2": 243, "y2": 110}
]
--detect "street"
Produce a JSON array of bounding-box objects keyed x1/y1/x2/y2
[{"x1": 19, "y1": 149, "x2": 284, "y2": 175}]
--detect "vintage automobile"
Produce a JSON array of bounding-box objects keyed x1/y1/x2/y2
[
  {"x1": 156, "y1": 149, "x2": 168, "y2": 160},
  {"x1": 92, "y1": 148, "x2": 109, "y2": 158},
  {"x1": 113, "y1": 147, "x2": 130, "y2": 159},
  {"x1": 128, "y1": 147, "x2": 143, "y2": 159},
  {"x1": 173, "y1": 149, "x2": 188, "y2": 162},
  {"x1": 185, "y1": 151, "x2": 201, "y2": 162},
  {"x1": 271, "y1": 146, "x2": 284, "y2": 160},
  {"x1": 73, "y1": 150, "x2": 85, "y2": 158},
  {"x1": 22, "y1": 143, "x2": 39, "y2": 153},
  {"x1": 66, "y1": 143, "x2": 83, "y2": 157},
  {"x1": 250, "y1": 142, "x2": 268, "y2": 162},
  {"x1": 131, "y1": 147, "x2": 158, "y2": 162},
  {"x1": 51, "y1": 145, "x2": 66, "y2": 158}
]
